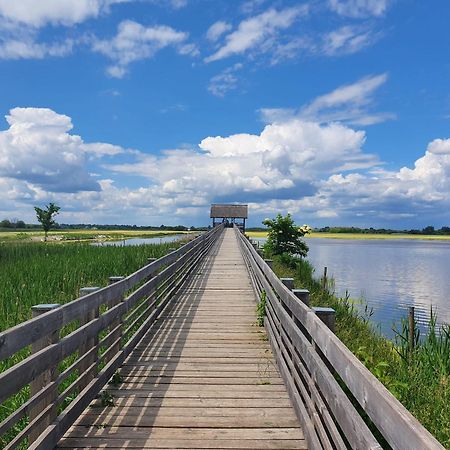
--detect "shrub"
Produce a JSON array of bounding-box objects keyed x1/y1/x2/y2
[{"x1": 262, "y1": 213, "x2": 310, "y2": 257}]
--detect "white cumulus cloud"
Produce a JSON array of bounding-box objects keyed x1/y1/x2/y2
[
  {"x1": 427, "y1": 138, "x2": 450, "y2": 155},
  {"x1": 0, "y1": 0, "x2": 122, "y2": 27},
  {"x1": 0, "y1": 107, "x2": 124, "y2": 193}
]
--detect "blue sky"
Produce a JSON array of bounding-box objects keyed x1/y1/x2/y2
[{"x1": 0, "y1": 0, "x2": 449, "y2": 228}]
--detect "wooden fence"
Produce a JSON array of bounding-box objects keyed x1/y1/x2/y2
[
  {"x1": 0, "y1": 224, "x2": 223, "y2": 450},
  {"x1": 235, "y1": 225, "x2": 444, "y2": 450}
]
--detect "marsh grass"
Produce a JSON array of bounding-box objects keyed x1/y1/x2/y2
[
  {"x1": 0, "y1": 240, "x2": 179, "y2": 448},
  {"x1": 270, "y1": 252, "x2": 450, "y2": 448}
]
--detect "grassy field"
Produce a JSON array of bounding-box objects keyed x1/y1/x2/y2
[
  {"x1": 0, "y1": 229, "x2": 190, "y2": 243},
  {"x1": 247, "y1": 231, "x2": 450, "y2": 241},
  {"x1": 0, "y1": 238, "x2": 188, "y2": 448},
  {"x1": 0, "y1": 239, "x2": 188, "y2": 330}
]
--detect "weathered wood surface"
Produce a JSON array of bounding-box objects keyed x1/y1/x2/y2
[
  {"x1": 236, "y1": 227, "x2": 445, "y2": 450},
  {"x1": 57, "y1": 229, "x2": 306, "y2": 450}
]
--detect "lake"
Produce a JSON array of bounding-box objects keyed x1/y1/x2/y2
[
  {"x1": 91, "y1": 234, "x2": 187, "y2": 247},
  {"x1": 256, "y1": 237, "x2": 450, "y2": 338}
]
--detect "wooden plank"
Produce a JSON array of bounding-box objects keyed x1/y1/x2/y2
[
  {"x1": 103, "y1": 390, "x2": 289, "y2": 399},
  {"x1": 54, "y1": 228, "x2": 305, "y2": 450},
  {"x1": 78, "y1": 407, "x2": 296, "y2": 419},
  {"x1": 58, "y1": 438, "x2": 307, "y2": 449},
  {"x1": 75, "y1": 415, "x2": 300, "y2": 428},
  {"x1": 116, "y1": 377, "x2": 283, "y2": 385},
  {"x1": 90, "y1": 397, "x2": 295, "y2": 408},
  {"x1": 29, "y1": 231, "x2": 222, "y2": 450},
  {"x1": 63, "y1": 426, "x2": 304, "y2": 440}
]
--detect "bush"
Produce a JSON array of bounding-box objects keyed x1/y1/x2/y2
[{"x1": 262, "y1": 213, "x2": 310, "y2": 257}]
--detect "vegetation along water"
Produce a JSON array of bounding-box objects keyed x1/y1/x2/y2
[
  {"x1": 257, "y1": 215, "x2": 450, "y2": 448},
  {"x1": 0, "y1": 238, "x2": 186, "y2": 448}
]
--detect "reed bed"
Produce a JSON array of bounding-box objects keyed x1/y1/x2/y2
[
  {"x1": 0, "y1": 241, "x2": 176, "y2": 330},
  {"x1": 0, "y1": 240, "x2": 180, "y2": 448}
]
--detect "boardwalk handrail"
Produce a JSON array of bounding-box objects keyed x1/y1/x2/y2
[
  {"x1": 234, "y1": 225, "x2": 444, "y2": 450},
  {"x1": 0, "y1": 224, "x2": 223, "y2": 450}
]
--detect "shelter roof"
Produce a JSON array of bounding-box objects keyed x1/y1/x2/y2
[{"x1": 210, "y1": 204, "x2": 248, "y2": 219}]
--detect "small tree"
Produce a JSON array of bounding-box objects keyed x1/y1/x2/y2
[
  {"x1": 263, "y1": 213, "x2": 310, "y2": 257},
  {"x1": 34, "y1": 203, "x2": 60, "y2": 241}
]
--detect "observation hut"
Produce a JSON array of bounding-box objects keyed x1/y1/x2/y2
[{"x1": 210, "y1": 203, "x2": 248, "y2": 231}]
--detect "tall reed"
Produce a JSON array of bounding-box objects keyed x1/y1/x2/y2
[{"x1": 0, "y1": 240, "x2": 178, "y2": 448}]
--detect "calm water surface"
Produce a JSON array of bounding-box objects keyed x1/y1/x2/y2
[
  {"x1": 91, "y1": 234, "x2": 186, "y2": 247},
  {"x1": 257, "y1": 237, "x2": 450, "y2": 338}
]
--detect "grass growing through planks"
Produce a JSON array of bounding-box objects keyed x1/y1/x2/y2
[
  {"x1": 269, "y1": 252, "x2": 450, "y2": 448},
  {"x1": 0, "y1": 240, "x2": 180, "y2": 448},
  {"x1": 256, "y1": 290, "x2": 267, "y2": 327}
]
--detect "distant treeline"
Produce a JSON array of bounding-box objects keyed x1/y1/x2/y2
[
  {"x1": 0, "y1": 219, "x2": 208, "y2": 232},
  {"x1": 316, "y1": 226, "x2": 450, "y2": 235},
  {"x1": 247, "y1": 225, "x2": 450, "y2": 235}
]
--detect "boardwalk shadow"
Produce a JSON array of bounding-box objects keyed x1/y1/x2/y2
[{"x1": 61, "y1": 232, "x2": 226, "y2": 447}]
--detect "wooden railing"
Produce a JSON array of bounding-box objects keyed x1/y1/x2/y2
[
  {"x1": 235, "y1": 225, "x2": 444, "y2": 450},
  {"x1": 0, "y1": 224, "x2": 223, "y2": 450}
]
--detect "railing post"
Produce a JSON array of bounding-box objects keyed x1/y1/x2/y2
[
  {"x1": 264, "y1": 259, "x2": 273, "y2": 270},
  {"x1": 322, "y1": 266, "x2": 328, "y2": 291},
  {"x1": 408, "y1": 306, "x2": 415, "y2": 356},
  {"x1": 313, "y1": 306, "x2": 336, "y2": 333},
  {"x1": 29, "y1": 303, "x2": 60, "y2": 444},
  {"x1": 293, "y1": 288, "x2": 310, "y2": 306},
  {"x1": 282, "y1": 282, "x2": 304, "y2": 331},
  {"x1": 108, "y1": 277, "x2": 125, "y2": 360},
  {"x1": 280, "y1": 278, "x2": 294, "y2": 291},
  {"x1": 79, "y1": 286, "x2": 100, "y2": 390}
]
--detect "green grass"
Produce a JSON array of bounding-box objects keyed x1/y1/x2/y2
[
  {"x1": 0, "y1": 240, "x2": 181, "y2": 330},
  {"x1": 0, "y1": 239, "x2": 184, "y2": 448},
  {"x1": 269, "y1": 252, "x2": 450, "y2": 448}
]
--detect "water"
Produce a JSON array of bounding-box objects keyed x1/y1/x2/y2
[
  {"x1": 254, "y1": 237, "x2": 450, "y2": 338},
  {"x1": 91, "y1": 234, "x2": 186, "y2": 247}
]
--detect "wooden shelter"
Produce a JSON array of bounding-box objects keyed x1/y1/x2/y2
[{"x1": 210, "y1": 203, "x2": 248, "y2": 231}]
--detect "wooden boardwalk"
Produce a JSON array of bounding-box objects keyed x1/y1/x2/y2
[{"x1": 58, "y1": 229, "x2": 306, "y2": 449}]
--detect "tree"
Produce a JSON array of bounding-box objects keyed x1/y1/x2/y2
[
  {"x1": 422, "y1": 225, "x2": 435, "y2": 235},
  {"x1": 0, "y1": 219, "x2": 12, "y2": 228},
  {"x1": 262, "y1": 213, "x2": 310, "y2": 257},
  {"x1": 34, "y1": 203, "x2": 60, "y2": 241}
]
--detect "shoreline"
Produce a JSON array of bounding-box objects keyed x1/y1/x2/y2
[
  {"x1": 246, "y1": 231, "x2": 450, "y2": 241},
  {"x1": 0, "y1": 229, "x2": 192, "y2": 243}
]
